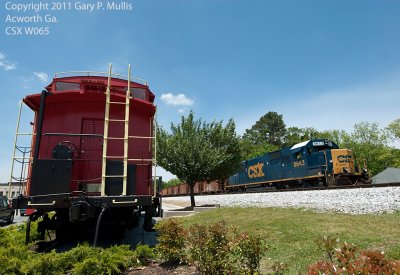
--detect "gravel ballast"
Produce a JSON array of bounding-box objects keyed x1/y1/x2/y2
[{"x1": 163, "y1": 187, "x2": 400, "y2": 215}]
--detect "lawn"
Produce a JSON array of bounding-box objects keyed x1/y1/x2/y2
[{"x1": 178, "y1": 207, "x2": 400, "y2": 273}]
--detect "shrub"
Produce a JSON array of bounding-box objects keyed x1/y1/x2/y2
[
  {"x1": 187, "y1": 221, "x2": 236, "y2": 274},
  {"x1": 156, "y1": 219, "x2": 268, "y2": 274},
  {"x1": 0, "y1": 224, "x2": 152, "y2": 275},
  {"x1": 134, "y1": 244, "x2": 156, "y2": 266},
  {"x1": 308, "y1": 236, "x2": 400, "y2": 274},
  {"x1": 71, "y1": 245, "x2": 135, "y2": 275},
  {"x1": 233, "y1": 231, "x2": 266, "y2": 274},
  {"x1": 23, "y1": 250, "x2": 63, "y2": 275},
  {"x1": 155, "y1": 218, "x2": 187, "y2": 263}
]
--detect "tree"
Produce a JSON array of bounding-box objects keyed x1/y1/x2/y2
[
  {"x1": 340, "y1": 122, "x2": 391, "y2": 176},
  {"x1": 283, "y1": 127, "x2": 321, "y2": 146},
  {"x1": 157, "y1": 112, "x2": 242, "y2": 207},
  {"x1": 387, "y1": 118, "x2": 400, "y2": 140},
  {"x1": 243, "y1": 111, "x2": 286, "y2": 146},
  {"x1": 240, "y1": 138, "x2": 279, "y2": 160},
  {"x1": 318, "y1": 129, "x2": 349, "y2": 147}
]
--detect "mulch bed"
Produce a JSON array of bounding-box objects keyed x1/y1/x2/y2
[{"x1": 124, "y1": 262, "x2": 200, "y2": 275}]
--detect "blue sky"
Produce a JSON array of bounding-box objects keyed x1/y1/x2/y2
[{"x1": 1, "y1": 0, "x2": 400, "y2": 182}]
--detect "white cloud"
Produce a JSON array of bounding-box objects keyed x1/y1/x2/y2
[
  {"x1": 0, "y1": 52, "x2": 17, "y2": 70},
  {"x1": 161, "y1": 93, "x2": 194, "y2": 106},
  {"x1": 33, "y1": 72, "x2": 49, "y2": 83}
]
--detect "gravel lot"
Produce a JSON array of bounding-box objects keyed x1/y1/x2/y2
[{"x1": 163, "y1": 186, "x2": 400, "y2": 215}]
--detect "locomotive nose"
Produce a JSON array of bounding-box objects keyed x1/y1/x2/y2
[{"x1": 330, "y1": 149, "x2": 356, "y2": 174}]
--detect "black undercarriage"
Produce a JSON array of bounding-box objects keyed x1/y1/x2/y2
[{"x1": 12, "y1": 194, "x2": 161, "y2": 246}]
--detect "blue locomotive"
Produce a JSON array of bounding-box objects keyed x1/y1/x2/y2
[{"x1": 228, "y1": 139, "x2": 370, "y2": 190}]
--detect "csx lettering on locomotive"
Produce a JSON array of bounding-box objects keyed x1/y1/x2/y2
[
  {"x1": 248, "y1": 163, "x2": 265, "y2": 178},
  {"x1": 293, "y1": 159, "x2": 305, "y2": 167},
  {"x1": 337, "y1": 155, "x2": 352, "y2": 163}
]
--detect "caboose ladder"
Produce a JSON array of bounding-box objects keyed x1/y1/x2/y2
[
  {"x1": 101, "y1": 63, "x2": 131, "y2": 196},
  {"x1": 8, "y1": 101, "x2": 33, "y2": 199}
]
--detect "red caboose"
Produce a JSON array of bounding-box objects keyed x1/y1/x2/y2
[{"x1": 10, "y1": 64, "x2": 161, "y2": 244}]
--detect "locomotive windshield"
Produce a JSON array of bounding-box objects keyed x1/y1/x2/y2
[{"x1": 311, "y1": 139, "x2": 339, "y2": 151}]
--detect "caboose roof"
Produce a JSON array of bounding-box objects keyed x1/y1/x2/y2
[{"x1": 23, "y1": 75, "x2": 155, "y2": 111}]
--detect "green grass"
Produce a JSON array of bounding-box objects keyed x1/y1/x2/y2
[{"x1": 178, "y1": 207, "x2": 400, "y2": 273}]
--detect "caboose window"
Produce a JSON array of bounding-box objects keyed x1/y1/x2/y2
[
  {"x1": 131, "y1": 88, "x2": 146, "y2": 100},
  {"x1": 56, "y1": 82, "x2": 81, "y2": 91}
]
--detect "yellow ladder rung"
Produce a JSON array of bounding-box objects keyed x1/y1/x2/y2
[
  {"x1": 109, "y1": 101, "x2": 126, "y2": 105},
  {"x1": 106, "y1": 156, "x2": 125, "y2": 159},
  {"x1": 108, "y1": 119, "x2": 127, "y2": 122},
  {"x1": 128, "y1": 136, "x2": 155, "y2": 139},
  {"x1": 103, "y1": 175, "x2": 126, "y2": 178},
  {"x1": 105, "y1": 137, "x2": 126, "y2": 140}
]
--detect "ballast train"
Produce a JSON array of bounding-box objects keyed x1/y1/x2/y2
[
  {"x1": 161, "y1": 139, "x2": 370, "y2": 196},
  {"x1": 9, "y1": 65, "x2": 161, "y2": 244}
]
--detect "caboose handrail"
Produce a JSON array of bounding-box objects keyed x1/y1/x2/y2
[{"x1": 54, "y1": 71, "x2": 148, "y2": 86}]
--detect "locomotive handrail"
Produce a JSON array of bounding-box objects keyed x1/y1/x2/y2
[{"x1": 54, "y1": 71, "x2": 148, "y2": 86}]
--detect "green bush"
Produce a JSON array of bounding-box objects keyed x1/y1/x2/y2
[
  {"x1": 188, "y1": 221, "x2": 235, "y2": 274},
  {"x1": 0, "y1": 224, "x2": 155, "y2": 275},
  {"x1": 233, "y1": 232, "x2": 266, "y2": 274},
  {"x1": 154, "y1": 218, "x2": 187, "y2": 263},
  {"x1": 308, "y1": 236, "x2": 400, "y2": 274},
  {"x1": 134, "y1": 244, "x2": 156, "y2": 265},
  {"x1": 71, "y1": 245, "x2": 135, "y2": 275},
  {"x1": 156, "y1": 219, "x2": 267, "y2": 274},
  {"x1": 23, "y1": 250, "x2": 63, "y2": 275}
]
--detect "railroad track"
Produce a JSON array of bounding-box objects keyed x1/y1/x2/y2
[{"x1": 161, "y1": 182, "x2": 400, "y2": 197}]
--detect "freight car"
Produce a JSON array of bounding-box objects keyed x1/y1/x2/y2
[
  {"x1": 160, "y1": 138, "x2": 370, "y2": 195},
  {"x1": 160, "y1": 181, "x2": 223, "y2": 196},
  {"x1": 8, "y1": 64, "x2": 161, "y2": 245}
]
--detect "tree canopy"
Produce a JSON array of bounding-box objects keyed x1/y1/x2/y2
[
  {"x1": 157, "y1": 112, "x2": 242, "y2": 206},
  {"x1": 387, "y1": 118, "x2": 400, "y2": 140},
  {"x1": 243, "y1": 111, "x2": 286, "y2": 146}
]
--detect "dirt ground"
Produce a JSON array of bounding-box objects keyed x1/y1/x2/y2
[{"x1": 124, "y1": 262, "x2": 199, "y2": 275}]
